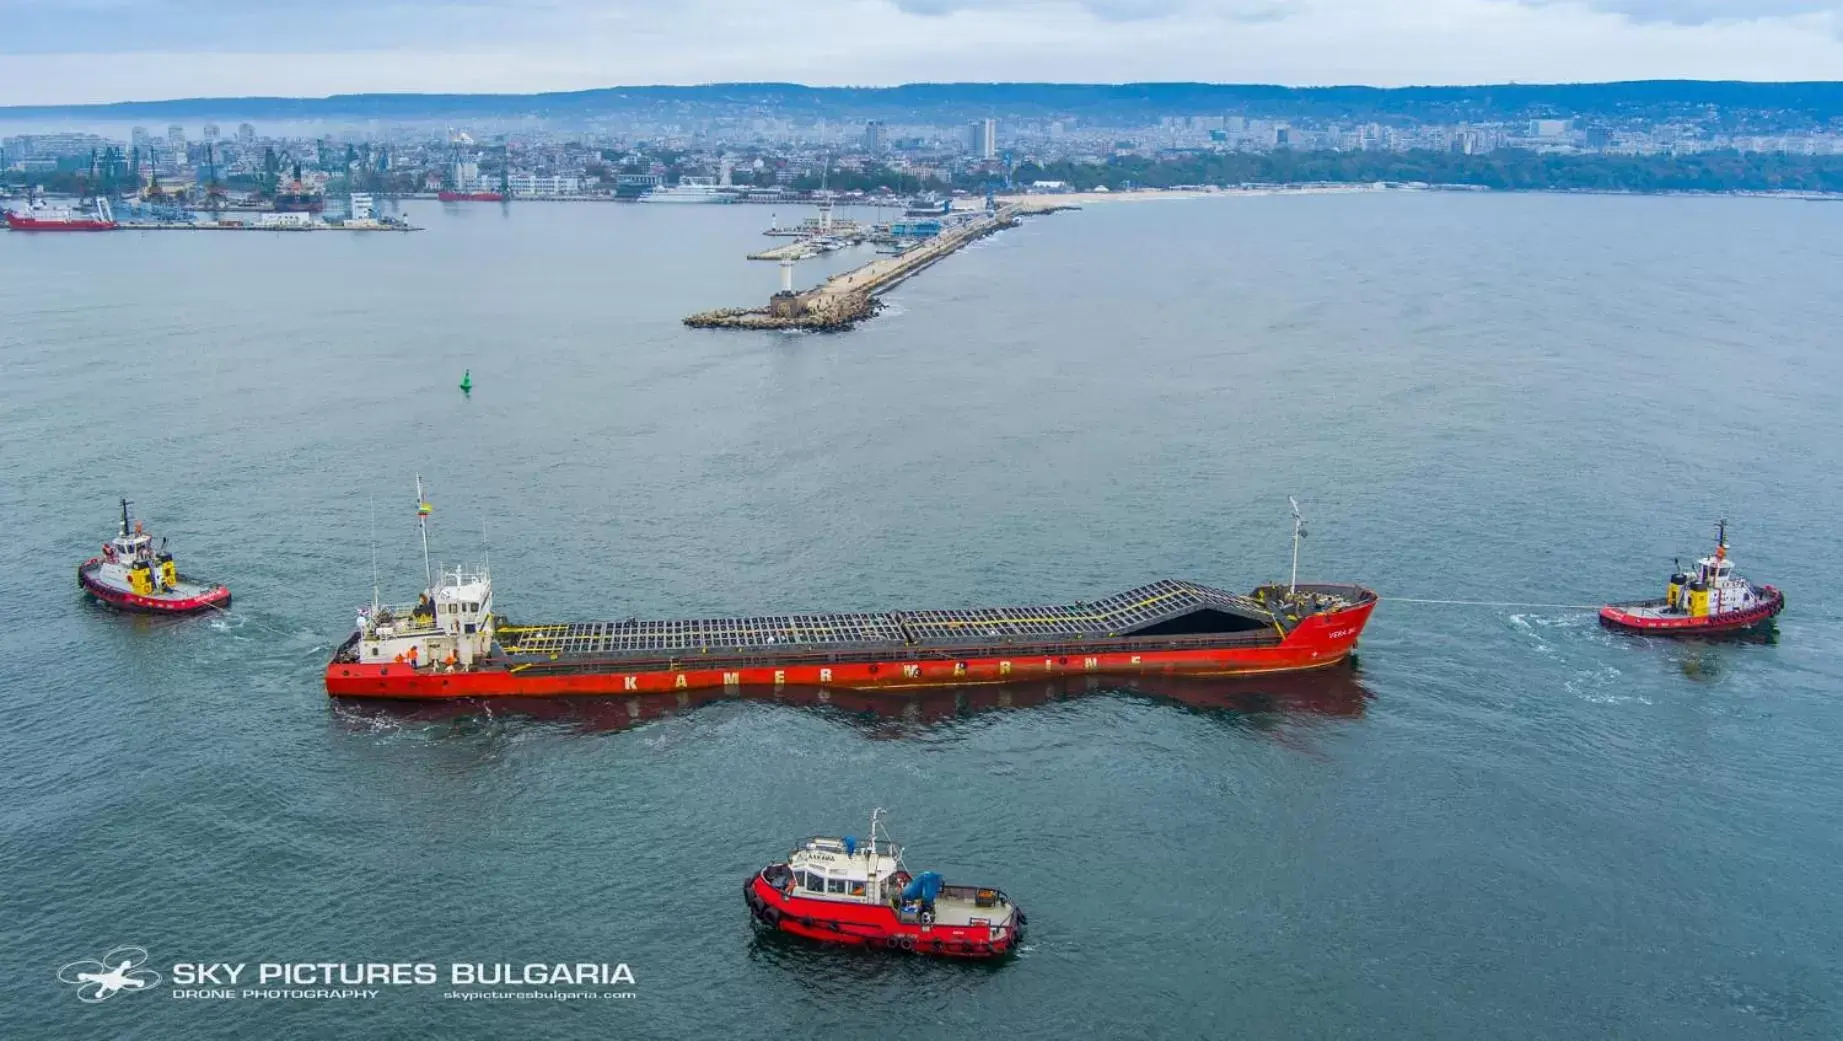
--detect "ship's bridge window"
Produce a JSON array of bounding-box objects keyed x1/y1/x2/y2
[
  {"x1": 804, "y1": 871, "x2": 826, "y2": 893},
  {"x1": 793, "y1": 870, "x2": 808, "y2": 888},
  {"x1": 826, "y1": 877, "x2": 849, "y2": 895}
]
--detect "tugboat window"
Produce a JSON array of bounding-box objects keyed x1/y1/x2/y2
[
  {"x1": 826, "y1": 878, "x2": 849, "y2": 894},
  {"x1": 793, "y1": 870, "x2": 807, "y2": 888},
  {"x1": 805, "y1": 872, "x2": 826, "y2": 892}
]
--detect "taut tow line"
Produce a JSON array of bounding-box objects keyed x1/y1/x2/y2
[{"x1": 1387, "y1": 597, "x2": 1601, "y2": 610}]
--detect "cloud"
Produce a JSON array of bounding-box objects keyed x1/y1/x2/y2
[
  {"x1": 1, "y1": 0, "x2": 1842, "y2": 107},
  {"x1": 1523, "y1": 0, "x2": 1842, "y2": 24},
  {"x1": 888, "y1": 0, "x2": 1290, "y2": 22}
]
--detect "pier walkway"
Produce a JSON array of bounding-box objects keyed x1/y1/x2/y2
[{"x1": 686, "y1": 201, "x2": 1066, "y2": 331}]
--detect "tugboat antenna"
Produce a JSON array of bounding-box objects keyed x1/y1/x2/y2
[
  {"x1": 119, "y1": 497, "x2": 132, "y2": 538},
  {"x1": 1289, "y1": 497, "x2": 1306, "y2": 593}
]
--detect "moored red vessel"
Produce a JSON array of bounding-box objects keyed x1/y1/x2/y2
[
  {"x1": 1600, "y1": 521, "x2": 1783, "y2": 636},
  {"x1": 325, "y1": 482, "x2": 1378, "y2": 699},
  {"x1": 78, "y1": 499, "x2": 230, "y2": 614},
  {"x1": 744, "y1": 810, "x2": 1024, "y2": 959},
  {"x1": 4, "y1": 197, "x2": 117, "y2": 231}
]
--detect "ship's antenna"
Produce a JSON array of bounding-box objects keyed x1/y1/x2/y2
[
  {"x1": 481, "y1": 514, "x2": 491, "y2": 579},
  {"x1": 369, "y1": 496, "x2": 381, "y2": 613},
  {"x1": 415, "y1": 474, "x2": 433, "y2": 595},
  {"x1": 119, "y1": 497, "x2": 131, "y2": 538},
  {"x1": 1289, "y1": 496, "x2": 1307, "y2": 593}
]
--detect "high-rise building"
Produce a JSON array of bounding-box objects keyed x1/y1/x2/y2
[
  {"x1": 967, "y1": 118, "x2": 996, "y2": 159},
  {"x1": 130, "y1": 126, "x2": 149, "y2": 154},
  {"x1": 864, "y1": 120, "x2": 887, "y2": 154},
  {"x1": 237, "y1": 123, "x2": 256, "y2": 146},
  {"x1": 203, "y1": 123, "x2": 219, "y2": 143},
  {"x1": 167, "y1": 125, "x2": 185, "y2": 148}
]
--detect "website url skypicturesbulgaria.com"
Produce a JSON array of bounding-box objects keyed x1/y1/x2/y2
[{"x1": 443, "y1": 990, "x2": 638, "y2": 1001}]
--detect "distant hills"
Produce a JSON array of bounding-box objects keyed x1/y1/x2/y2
[{"x1": 6, "y1": 81, "x2": 1843, "y2": 128}]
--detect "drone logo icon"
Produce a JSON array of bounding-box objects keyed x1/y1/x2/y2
[{"x1": 58, "y1": 946, "x2": 162, "y2": 1003}]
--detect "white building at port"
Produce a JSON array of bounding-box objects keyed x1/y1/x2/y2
[{"x1": 505, "y1": 173, "x2": 582, "y2": 196}]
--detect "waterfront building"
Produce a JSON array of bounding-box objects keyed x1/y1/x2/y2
[
  {"x1": 505, "y1": 173, "x2": 582, "y2": 196},
  {"x1": 237, "y1": 123, "x2": 255, "y2": 146},
  {"x1": 864, "y1": 120, "x2": 888, "y2": 154}
]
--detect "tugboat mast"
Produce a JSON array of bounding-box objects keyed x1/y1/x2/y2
[
  {"x1": 119, "y1": 497, "x2": 133, "y2": 538},
  {"x1": 866, "y1": 807, "x2": 890, "y2": 906}
]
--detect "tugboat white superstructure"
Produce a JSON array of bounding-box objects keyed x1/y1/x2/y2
[
  {"x1": 1601, "y1": 521, "x2": 1783, "y2": 635},
  {"x1": 77, "y1": 499, "x2": 230, "y2": 613}
]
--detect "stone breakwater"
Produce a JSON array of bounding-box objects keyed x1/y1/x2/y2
[{"x1": 685, "y1": 202, "x2": 1069, "y2": 331}]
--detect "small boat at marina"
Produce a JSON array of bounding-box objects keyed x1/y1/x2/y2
[
  {"x1": 1600, "y1": 521, "x2": 1782, "y2": 636},
  {"x1": 78, "y1": 499, "x2": 230, "y2": 614},
  {"x1": 744, "y1": 810, "x2": 1025, "y2": 959}
]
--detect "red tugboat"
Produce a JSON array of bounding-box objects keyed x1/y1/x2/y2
[
  {"x1": 325, "y1": 485, "x2": 1377, "y2": 698},
  {"x1": 78, "y1": 499, "x2": 231, "y2": 614},
  {"x1": 1600, "y1": 521, "x2": 1783, "y2": 636},
  {"x1": 745, "y1": 809, "x2": 1024, "y2": 959}
]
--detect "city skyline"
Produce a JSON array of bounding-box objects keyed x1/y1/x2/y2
[{"x1": 3, "y1": 0, "x2": 1843, "y2": 106}]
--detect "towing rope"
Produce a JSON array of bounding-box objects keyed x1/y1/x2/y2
[
  {"x1": 197, "y1": 598, "x2": 321, "y2": 647},
  {"x1": 1388, "y1": 598, "x2": 1602, "y2": 610}
]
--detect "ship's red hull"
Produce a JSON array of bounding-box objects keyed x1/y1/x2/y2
[
  {"x1": 5, "y1": 213, "x2": 117, "y2": 231},
  {"x1": 438, "y1": 191, "x2": 505, "y2": 202},
  {"x1": 744, "y1": 874, "x2": 1022, "y2": 959},
  {"x1": 78, "y1": 559, "x2": 231, "y2": 614},
  {"x1": 1600, "y1": 587, "x2": 1783, "y2": 635},
  {"x1": 326, "y1": 597, "x2": 1376, "y2": 698}
]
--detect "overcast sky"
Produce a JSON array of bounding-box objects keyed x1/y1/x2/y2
[{"x1": 1, "y1": 0, "x2": 1840, "y2": 106}]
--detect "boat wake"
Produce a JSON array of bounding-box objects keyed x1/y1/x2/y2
[{"x1": 1564, "y1": 664, "x2": 1644, "y2": 704}]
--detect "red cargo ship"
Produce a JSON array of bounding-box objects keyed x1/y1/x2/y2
[
  {"x1": 745, "y1": 810, "x2": 1025, "y2": 959},
  {"x1": 4, "y1": 197, "x2": 117, "y2": 231},
  {"x1": 437, "y1": 190, "x2": 504, "y2": 202},
  {"x1": 325, "y1": 482, "x2": 1377, "y2": 699}
]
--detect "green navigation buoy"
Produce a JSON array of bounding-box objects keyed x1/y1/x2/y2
[{"x1": 459, "y1": 369, "x2": 472, "y2": 394}]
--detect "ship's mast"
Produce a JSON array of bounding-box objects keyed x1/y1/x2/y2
[
  {"x1": 119, "y1": 497, "x2": 132, "y2": 538},
  {"x1": 1289, "y1": 497, "x2": 1306, "y2": 593},
  {"x1": 369, "y1": 497, "x2": 381, "y2": 614},
  {"x1": 867, "y1": 807, "x2": 884, "y2": 904},
  {"x1": 1716, "y1": 518, "x2": 1728, "y2": 561},
  {"x1": 415, "y1": 474, "x2": 433, "y2": 595}
]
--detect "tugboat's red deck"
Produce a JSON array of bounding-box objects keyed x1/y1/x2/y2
[
  {"x1": 1600, "y1": 586, "x2": 1782, "y2": 634},
  {"x1": 745, "y1": 871, "x2": 1023, "y2": 959},
  {"x1": 78, "y1": 560, "x2": 231, "y2": 614}
]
